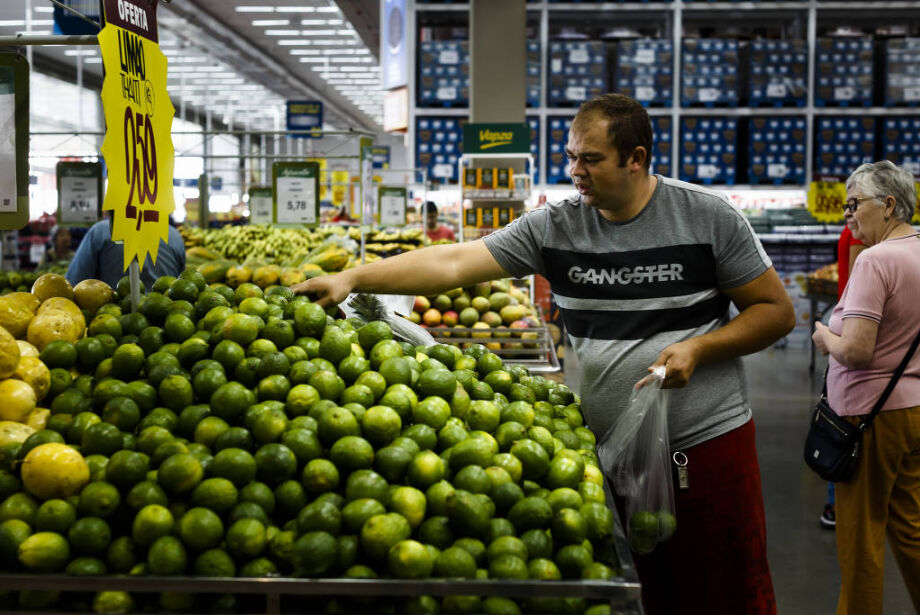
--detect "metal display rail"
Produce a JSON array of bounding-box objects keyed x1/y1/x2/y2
[{"x1": 427, "y1": 325, "x2": 561, "y2": 373}]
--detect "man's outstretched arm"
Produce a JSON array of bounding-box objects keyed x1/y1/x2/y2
[{"x1": 291, "y1": 240, "x2": 510, "y2": 308}]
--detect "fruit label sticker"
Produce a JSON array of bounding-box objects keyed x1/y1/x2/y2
[
  {"x1": 807, "y1": 180, "x2": 846, "y2": 222},
  {"x1": 272, "y1": 162, "x2": 319, "y2": 227},
  {"x1": 378, "y1": 186, "x2": 407, "y2": 227},
  {"x1": 57, "y1": 161, "x2": 103, "y2": 226},
  {"x1": 99, "y1": 0, "x2": 175, "y2": 271},
  {"x1": 247, "y1": 186, "x2": 272, "y2": 225}
]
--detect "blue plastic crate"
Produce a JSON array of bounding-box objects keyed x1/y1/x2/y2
[
  {"x1": 882, "y1": 117, "x2": 920, "y2": 176},
  {"x1": 416, "y1": 117, "x2": 465, "y2": 183},
  {"x1": 814, "y1": 116, "x2": 876, "y2": 177},
  {"x1": 814, "y1": 38, "x2": 874, "y2": 108},
  {"x1": 418, "y1": 41, "x2": 470, "y2": 108},
  {"x1": 528, "y1": 116, "x2": 541, "y2": 185},
  {"x1": 682, "y1": 38, "x2": 739, "y2": 107},
  {"x1": 884, "y1": 38, "x2": 920, "y2": 107},
  {"x1": 548, "y1": 41, "x2": 608, "y2": 107},
  {"x1": 749, "y1": 39, "x2": 807, "y2": 107},
  {"x1": 679, "y1": 117, "x2": 738, "y2": 184},
  {"x1": 616, "y1": 39, "x2": 674, "y2": 107},
  {"x1": 748, "y1": 117, "x2": 806, "y2": 184}
]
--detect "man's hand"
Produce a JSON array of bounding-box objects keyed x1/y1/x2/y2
[
  {"x1": 812, "y1": 322, "x2": 832, "y2": 357},
  {"x1": 644, "y1": 339, "x2": 703, "y2": 389},
  {"x1": 291, "y1": 272, "x2": 354, "y2": 309}
]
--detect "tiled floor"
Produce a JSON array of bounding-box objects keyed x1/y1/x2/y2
[{"x1": 563, "y1": 337, "x2": 916, "y2": 614}]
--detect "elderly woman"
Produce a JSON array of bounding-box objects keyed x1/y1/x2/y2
[{"x1": 813, "y1": 160, "x2": 920, "y2": 615}]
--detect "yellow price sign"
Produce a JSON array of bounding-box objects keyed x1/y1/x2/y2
[
  {"x1": 807, "y1": 181, "x2": 846, "y2": 223},
  {"x1": 98, "y1": 0, "x2": 175, "y2": 272},
  {"x1": 914, "y1": 182, "x2": 920, "y2": 224}
]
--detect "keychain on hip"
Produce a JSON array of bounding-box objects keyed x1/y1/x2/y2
[{"x1": 673, "y1": 451, "x2": 689, "y2": 490}]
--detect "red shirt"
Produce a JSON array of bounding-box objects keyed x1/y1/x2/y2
[
  {"x1": 426, "y1": 224, "x2": 456, "y2": 242},
  {"x1": 837, "y1": 226, "x2": 863, "y2": 299}
]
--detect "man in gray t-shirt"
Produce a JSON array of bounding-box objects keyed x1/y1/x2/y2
[{"x1": 295, "y1": 94, "x2": 793, "y2": 614}]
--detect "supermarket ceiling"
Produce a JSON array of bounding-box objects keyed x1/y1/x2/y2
[{"x1": 0, "y1": 0, "x2": 384, "y2": 132}]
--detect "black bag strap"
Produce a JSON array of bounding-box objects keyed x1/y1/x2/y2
[{"x1": 857, "y1": 327, "x2": 920, "y2": 433}]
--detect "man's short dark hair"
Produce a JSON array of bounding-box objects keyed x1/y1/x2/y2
[
  {"x1": 424, "y1": 202, "x2": 438, "y2": 215},
  {"x1": 575, "y1": 94, "x2": 653, "y2": 170}
]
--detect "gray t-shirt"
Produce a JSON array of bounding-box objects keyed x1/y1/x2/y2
[{"x1": 483, "y1": 176, "x2": 771, "y2": 449}]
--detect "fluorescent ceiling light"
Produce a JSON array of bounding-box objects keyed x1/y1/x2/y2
[
  {"x1": 235, "y1": 6, "x2": 276, "y2": 12},
  {"x1": 299, "y1": 57, "x2": 329, "y2": 63},
  {"x1": 341, "y1": 66, "x2": 375, "y2": 72},
  {"x1": 301, "y1": 30, "x2": 337, "y2": 36},
  {"x1": 277, "y1": 7, "x2": 318, "y2": 12},
  {"x1": 0, "y1": 21, "x2": 25, "y2": 27},
  {"x1": 64, "y1": 49, "x2": 98, "y2": 56},
  {"x1": 316, "y1": 6, "x2": 339, "y2": 12},
  {"x1": 252, "y1": 19, "x2": 290, "y2": 26},
  {"x1": 289, "y1": 49, "x2": 322, "y2": 55},
  {"x1": 34, "y1": 6, "x2": 53, "y2": 12},
  {"x1": 265, "y1": 29, "x2": 301, "y2": 35},
  {"x1": 330, "y1": 57, "x2": 374, "y2": 63}
]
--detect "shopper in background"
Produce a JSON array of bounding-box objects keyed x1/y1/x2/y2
[
  {"x1": 65, "y1": 217, "x2": 186, "y2": 291},
  {"x1": 294, "y1": 93, "x2": 794, "y2": 615},
  {"x1": 813, "y1": 161, "x2": 920, "y2": 615},
  {"x1": 820, "y1": 225, "x2": 867, "y2": 531},
  {"x1": 40, "y1": 225, "x2": 74, "y2": 265},
  {"x1": 423, "y1": 201, "x2": 455, "y2": 242}
]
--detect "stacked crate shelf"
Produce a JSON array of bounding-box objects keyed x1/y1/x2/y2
[
  {"x1": 814, "y1": 117, "x2": 876, "y2": 177},
  {"x1": 681, "y1": 38, "x2": 739, "y2": 108},
  {"x1": 615, "y1": 39, "x2": 674, "y2": 108},
  {"x1": 548, "y1": 41, "x2": 607, "y2": 107},
  {"x1": 885, "y1": 38, "x2": 920, "y2": 107},
  {"x1": 749, "y1": 39, "x2": 807, "y2": 107},
  {"x1": 748, "y1": 117, "x2": 806, "y2": 185},
  {"x1": 814, "y1": 38, "x2": 873, "y2": 107},
  {"x1": 680, "y1": 117, "x2": 738, "y2": 185},
  {"x1": 418, "y1": 40, "x2": 469, "y2": 107},
  {"x1": 882, "y1": 117, "x2": 920, "y2": 177},
  {"x1": 416, "y1": 117, "x2": 465, "y2": 184}
]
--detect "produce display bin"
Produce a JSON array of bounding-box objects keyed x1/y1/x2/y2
[{"x1": 427, "y1": 325, "x2": 561, "y2": 373}]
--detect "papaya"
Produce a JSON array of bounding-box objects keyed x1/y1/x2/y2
[
  {"x1": 252, "y1": 265, "x2": 282, "y2": 289},
  {"x1": 225, "y1": 266, "x2": 253, "y2": 288},
  {"x1": 197, "y1": 260, "x2": 234, "y2": 284}
]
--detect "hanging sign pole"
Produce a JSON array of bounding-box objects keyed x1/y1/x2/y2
[{"x1": 98, "y1": 0, "x2": 176, "y2": 305}]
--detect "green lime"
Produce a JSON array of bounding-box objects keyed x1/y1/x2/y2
[
  {"x1": 209, "y1": 448, "x2": 257, "y2": 488},
  {"x1": 68, "y1": 516, "x2": 111, "y2": 555},
  {"x1": 225, "y1": 518, "x2": 267, "y2": 559},
  {"x1": 194, "y1": 548, "x2": 236, "y2": 577},
  {"x1": 178, "y1": 507, "x2": 224, "y2": 551},
  {"x1": 34, "y1": 499, "x2": 76, "y2": 534},
  {"x1": 147, "y1": 535, "x2": 188, "y2": 575},
  {"x1": 106, "y1": 535, "x2": 137, "y2": 573},
  {"x1": 254, "y1": 443, "x2": 297, "y2": 485},
  {"x1": 209, "y1": 382, "x2": 255, "y2": 422},
  {"x1": 18, "y1": 531, "x2": 70, "y2": 571},
  {"x1": 125, "y1": 480, "x2": 168, "y2": 510},
  {"x1": 329, "y1": 436, "x2": 374, "y2": 472},
  {"x1": 39, "y1": 340, "x2": 77, "y2": 369},
  {"x1": 105, "y1": 450, "x2": 150, "y2": 490},
  {"x1": 158, "y1": 453, "x2": 204, "y2": 495},
  {"x1": 78, "y1": 482, "x2": 121, "y2": 518},
  {"x1": 301, "y1": 459, "x2": 339, "y2": 495}
]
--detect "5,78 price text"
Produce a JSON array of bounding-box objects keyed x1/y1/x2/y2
[{"x1": 286, "y1": 200, "x2": 308, "y2": 212}]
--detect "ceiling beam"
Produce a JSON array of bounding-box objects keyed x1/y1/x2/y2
[
  {"x1": 163, "y1": 1, "x2": 378, "y2": 132},
  {"x1": 333, "y1": 0, "x2": 380, "y2": 60}
]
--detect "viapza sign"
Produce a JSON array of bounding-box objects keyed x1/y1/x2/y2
[{"x1": 462, "y1": 123, "x2": 530, "y2": 154}]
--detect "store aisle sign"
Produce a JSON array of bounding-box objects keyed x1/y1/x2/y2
[
  {"x1": 381, "y1": 0, "x2": 407, "y2": 90},
  {"x1": 57, "y1": 161, "x2": 102, "y2": 226},
  {"x1": 371, "y1": 146, "x2": 391, "y2": 169},
  {"x1": 806, "y1": 181, "x2": 846, "y2": 223},
  {"x1": 273, "y1": 162, "x2": 320, "y2": 227},
  {"x1": 463, "y1": 123, "x2": 530, "y2": 154},
  {"x1": 98, "y1": 0, "x2": 175, "y2": 272},
  {"x1": 286, "y1": 101, "x2": 322, "y2": 138},
  {"x1": 378, "y1": 186, "x2": 407, "y2": 227},
  {"x1": 0, "y1": 54, "x2": 29, "y2": 231},
  {"x1": 248, "y1": 186, "x2": 272, "y2": 225}
]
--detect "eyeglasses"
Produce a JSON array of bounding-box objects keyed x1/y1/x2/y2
[{"x1": 842, "y1": 195, "x2": 884, "y2": 213}]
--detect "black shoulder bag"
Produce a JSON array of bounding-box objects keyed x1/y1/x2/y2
[{"x1": 804, "y1": 329, "x2": 920, "y2": 482}]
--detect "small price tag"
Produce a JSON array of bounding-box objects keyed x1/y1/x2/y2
[
  {"x1": 29, "y1": 243, "x2": 45, "y2": 264},
  {"x1": 904, "y1": 87, "x2": 920, "y2": 102},
  {"x1": 59, "y1": 176, "x2": 98, "y2": 224},
  {"x1": 635, "y1": 49, "x2": 656, "y2": 64},
  {"x1": 379, "y1": 191, "x2": 406, "y2": 227},
  {"x1": 551, "y1": 58, "x2": 562, "y2": 73},
  {"x1": 433, "y1": 164, "x2": 453, "y2": 179},
  {"x1": 569, "y1": 49, "x2": 589, "y2": 64},
  {"x1": 767, "y1": 163, "x2": 788, "y2": 178},
  {"x1": 635, "y1": 86, "x2": 656, "y2": 101},
  {"x1": 249, "y1": 195, "x2": 272, "y2": 224},
  {"x1": 699, "y1": 88, "x2": 720, "y2": 102},
  {"x1": 439, "y1": 49, "x2": 459, "y2": 65},
  {"x1": 565, "y1": 86, "x2": 587, "y2": 101},
  {"x1": 766, "y1": 83, "x2": 788, "y2": 98},
  {"x1": 834, "y1": 86, "x2": 855, "y2": 101},
  {"x1": 276, "y1": 176, "x2": 317, "y2": 225},
  {"x1": 436, "y1": 87, "x2": 457, "y2": 101},
  {"x1": 697, "y1": 164, "x2": 719, "y2": 179}
]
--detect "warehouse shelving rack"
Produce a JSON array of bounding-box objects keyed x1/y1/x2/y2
[{"x1": 408, "y1": 0, "x2": 920, "y2": 191}]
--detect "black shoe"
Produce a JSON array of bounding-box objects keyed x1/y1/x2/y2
[{"x1": 820, "y1": 504, "x2": 836, "y2": 530}]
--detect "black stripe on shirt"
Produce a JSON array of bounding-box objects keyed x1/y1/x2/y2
[
  {"x1": 560, "y1": 293, "x2": 731, "y2": 340},
  {"x1": 542, "y1": 244, "x2": 718, "y2": 300}
]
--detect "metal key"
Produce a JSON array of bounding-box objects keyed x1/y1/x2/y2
[{"x1": 673, "y1": 451, "x2": 689, "y2": 490}]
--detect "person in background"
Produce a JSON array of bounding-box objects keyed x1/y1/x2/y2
[
  {"x1": 813, "y1": 161, "x2": 920, "y2": 615},
  {"x1": 820, "y1": 225, "x2": 867, "y2": 530},
  {"x1": 41, "y1": 226, "x2": 74, "y2": 265},
  {"x1": 294, "y1": 93, "x2": 795, "y2": 614},
  {"x1": 65, "y1": 217, "x2": 186, "y2": 291},
  {"x1": 423, "y1": 202, "x2": 456, "y2": 242}
]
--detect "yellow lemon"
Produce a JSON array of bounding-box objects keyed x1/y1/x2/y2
[
  {"x1": 0, "y1": 297, "x2": 34, "y2": 339},
  {"x1": 0, "y1": 420, "x2": 35, "y2": 445},
  {"x1": 21, "y1": 443, "x2": 90, "y2": 500},
  {"x1": 13, "y1": 357, "x2": 50, "y2": 401},
  {"x1": 16, "y1": 341, "x2": 39, "y2": 358},
  {"x1": 26, "y1": 310, "x2": 81, "y2": 352},
  {"x1": 25, "y1": 408, "x2": 49, "y2": 431},
  {"x1": 0, "y1": 379, "x2": 36, "y2": 422},
  {"x1": 73, "y1": 279, "x2": 115, "y2": 314},
  {"x1": 31, "y1": 273, "x2": 75, "y2": 303},
  {"x1": 0, "y1": 326, "x2": 20, "y2": 379}
]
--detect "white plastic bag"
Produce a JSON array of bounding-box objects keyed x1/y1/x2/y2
[{"x1": 597, "y1": 366, "x2": 676, "y2": 555}]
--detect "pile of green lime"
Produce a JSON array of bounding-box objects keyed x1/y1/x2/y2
[{"x1": 0, "y1": 270, "x2": 620, "y2": 615}]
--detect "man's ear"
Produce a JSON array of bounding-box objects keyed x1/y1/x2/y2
[{"x1": 629, "y1": 147, "x2": 649, "y2": 170}]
